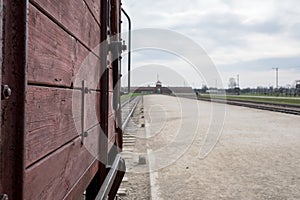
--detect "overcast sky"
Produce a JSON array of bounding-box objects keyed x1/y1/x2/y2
[{"x1": 121, "y1": 0, "x2": 300, "y2": 88}]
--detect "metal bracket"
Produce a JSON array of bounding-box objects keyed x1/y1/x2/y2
[
  {"x1": 1, "y1": 85, "x2": 12, "y2": 100},
  {"x1": 121, "y1": 40, "x2": 127, "y2": 51},
  {"x1": 108, "y1": 41, "x2": 126, "y2": 56},
  {"x1": 0, "y1": 194, "x2": 8, "y2": 200},
  {"x1": 81, "y1": 80, "x2": 91, "y2": 144}
]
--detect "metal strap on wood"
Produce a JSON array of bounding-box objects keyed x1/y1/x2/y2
[
  {"x1": 95, "y1": 154, "x2": 125, "y2": 200},
  {"x1": 0, "y1": 194, "x2": 8, "y2": 200}
]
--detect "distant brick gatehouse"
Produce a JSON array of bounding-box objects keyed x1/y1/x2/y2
[{"x1": 126, "y1": 80, "x2": 194, "y2": 95}]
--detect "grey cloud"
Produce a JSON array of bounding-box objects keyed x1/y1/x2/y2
[
  {"x1": 122, "y1": 0, "x2": 300, "y2": 87},
  {"x1": 220, "y1": 56, "x2": 300, "y2": 72}
]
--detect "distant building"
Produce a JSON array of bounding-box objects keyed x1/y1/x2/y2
[
  {"x1": 167, "y1": 86, "x2": 194, "y2": 94},
  {"x1": 124, "y1": 80, "x2": 193, "y2": 95}
]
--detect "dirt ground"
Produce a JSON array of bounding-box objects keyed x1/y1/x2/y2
[
  {"x1": 119, "y1": 95, "x2": 300, "y2": 200},
  {"x1": 118, "y1": 99, "x2": 151, "y2": 200}
]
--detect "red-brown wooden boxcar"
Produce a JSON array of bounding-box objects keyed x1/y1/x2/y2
[{"x1": 0, "y1": 0, "x2": 125, "y2": 199}]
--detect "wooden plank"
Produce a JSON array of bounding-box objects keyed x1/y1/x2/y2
[
  {"x1": 84, "y1": 0, "x2": 101, "y2": 25},
  {"x1": 63, "y1": 160, "x2": 99, "y2": 200},
  {"x1": 108, "y1": 114, "x2": 116, "y2": 152},
  {"x1": 25, "y1": 125, "x2": 101, "y2": 200},
  {"x1": 28, "y1": 4, "x2": 75, "y2": 87},
  {"x1": 84, "y1": 124, "x2": 101, "y2": 160},
  {"x1": 108, "y1": 91, "x2": 114, "y2": 117},
  {"x1": 26, "y1": 86, "x2": 78, "y2": 167},
  {"x1": 30, "y1": 0, "x2": 100, "y2": 50},
  {"x1": 108, "y1": 66, "x2": 114, "y2": 92},
  {"x1": 107, "y1": 90, "x2": 117, "y2": 152},
  {"x1": 26, "y1": 86, "x2": 101, "y2": 167},
  {"x1": 28, "y1": 5, "x2": 101, "y2": 87},
  {"x1": 72, "y1": 47, "x2": 102, "y2": 90}
]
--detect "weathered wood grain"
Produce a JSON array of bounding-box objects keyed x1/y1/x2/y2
[
  {"x1": 108, "y1": 66, "x2": 114, "y2": 92},
  {"x1": 28, "y1": 5, "x2": 101, "y2": 88},
  {"x1": 30, "y1": 0, "x2": 100, "y2": 50},
  {"x1": 84, "y1": 0, "x2": 101, "y2": 25},
  {"x1": 63, "y1": 160, "x2": 99, "y2": 200},
  {"x1": 72, "y1": 47, "x2": 102, "y2": 90},
  {"x1": 24, "y1": 131, "x2": 100, "y2": 200},
  {"x1": 24, "y1": 1, "x2": 122, "y2": 199},
  {"x1": 28, "y1": 4, "x2": 76, "y2": 87},
  {"x1": 26, "y1": 86, "x2": 101, "y2": 167},
  {"x1": 108, "y1": 114, "x2": 116, "y2": 150},
  {"x1": 108, "y1": 91, "x2": 114, "y2": 117},
  {"x1": 85, "y1": 125, "x2": 102, "y2": 165}
]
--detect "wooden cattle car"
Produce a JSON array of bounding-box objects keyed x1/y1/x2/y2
[{"x1": 0, "y1": 0, "x2": 125, "y2": 199}]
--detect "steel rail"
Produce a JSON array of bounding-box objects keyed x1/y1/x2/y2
[
  {"x1": 122, "y1": 96, "x2": 141, "y2": 130},
  {"x1": 121, "y1": 95, "x2": 135, "y2": 108},
  {"x1": 197, "y1": 97, "x2": 300, "y2": 115},
  {"x1": 95, "y1": 154, "x2": 124, "y2": 200}
]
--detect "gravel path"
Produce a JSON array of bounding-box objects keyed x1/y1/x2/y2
[
  {"x1": 120, "y1": 95, "x2": 300, "y2": 200},
  {"x1": 119, "y1": 98, "x2": 151, "y2": 200}
]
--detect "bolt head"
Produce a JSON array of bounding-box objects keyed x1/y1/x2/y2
[{"x1": 2, "y1": 85, "x2": 12, "y2": 100}]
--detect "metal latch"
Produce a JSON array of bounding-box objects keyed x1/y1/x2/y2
[
  {"x1": 1, "y1": 85, "x2": 12, "y2": 100},
  {"x1": 108, "y1": 41, "x2": 127, "y2": 54}
]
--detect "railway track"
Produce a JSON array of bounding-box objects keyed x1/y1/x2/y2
[
  {"x1": 121, "y1": 96, "x2": 141, "y2": 130},
  {"x1": 115, "y1": 96, "x2": 141, "y2": 197},
  {"x1": 197, "y1": 97, "x2": 300, "y2": 115},
  {"x1": 121, "y1": 95, "x2": 143, "y2": 153}
]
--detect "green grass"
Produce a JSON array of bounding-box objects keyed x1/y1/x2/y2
[
  {"x1": 199, "y1": 94, "x2": 300, "y2": 106},
  {"x1": 121, "y1": 93, "x2": 142, "y2": 104},
  {"x1": 241, "y1": 93, "x2": 299, "y2": 98}
]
